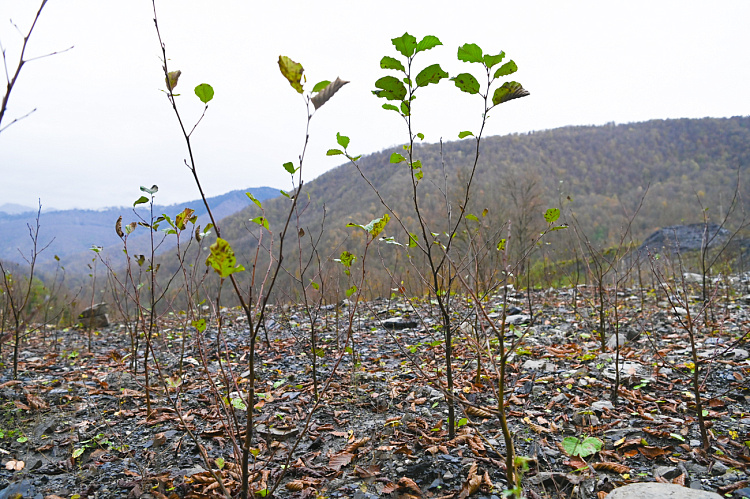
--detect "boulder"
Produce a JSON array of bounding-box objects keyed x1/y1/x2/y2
[
  {"x1": 79, "y1": 302, "x2": 110, "y2": 328},
  {"x1": 606, "y1": 482, "x2": 721, "y2": 498}
]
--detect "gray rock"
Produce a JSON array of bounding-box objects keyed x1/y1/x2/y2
[
  {"x1": 505, "y1": 314, "x2": 530, "y2": 325},
  {"x1": 382, "y1": 317, "x2": 418, "y2": 329},
  {"x1": 606, "y1": 482, "x2": 722, "y2": 498},
  {"x1": 638, "y1": 223, "x2": 729, "y2": 255},
  {"x1": 79, "y1": 301, "x2": 110, "y2": 328}
]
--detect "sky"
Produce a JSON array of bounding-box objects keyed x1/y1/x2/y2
[{"x1": 1, "y1": 0, "x2": 749, "y2": 211}]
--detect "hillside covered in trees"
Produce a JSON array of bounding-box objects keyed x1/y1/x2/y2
[{"x1": 202, "y1": 116, "x2": 749, "y2": 299}]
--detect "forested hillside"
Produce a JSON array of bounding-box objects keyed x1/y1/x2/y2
[{"x1": 204, "y1": 116, "x2": 749, "y2": 299}]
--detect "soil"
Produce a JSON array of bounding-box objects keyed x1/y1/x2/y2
[{"x1": 0, "y1": 285, "x2": 748, "y2": 499}]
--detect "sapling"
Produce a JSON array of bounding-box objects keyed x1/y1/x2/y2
[
  {"x1": 151, "y1": 3, "x2": 348, "y2": 495},
  {"x1": 329, "y1": 34, "x2": 529, "y2": 439}
]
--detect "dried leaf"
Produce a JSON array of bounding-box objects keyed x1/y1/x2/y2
[
  {"x1": 26, "y1": 393, "x2": 48, "y2": 411},
  {"x1": 311, "y1": 77, "x2": 349, "y2": 110},
  {"x1": 591, "y1": 462, "x2": 630, "y2": 474},
  {"x1": 344, "y1": 437, "x2": 369, "y2": 454},
  {"x1": 466, "y1": 406, "x2": 493, "y2": 418},
  {"x1": 328, "y1": 452, "x2": 353, "y2": 471},
  {"x1": 397, "y1": 477, "x2": 422, "y2": 497}
]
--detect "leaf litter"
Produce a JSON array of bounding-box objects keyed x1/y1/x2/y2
[{"x1": 0, "y1": 284, "x2": 747, "y2": 498}]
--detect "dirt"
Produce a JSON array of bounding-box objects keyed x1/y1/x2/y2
[{"x1": 0, "y1": 285, "x2": 748, "y2": 499}]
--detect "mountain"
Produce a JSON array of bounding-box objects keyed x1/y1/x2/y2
[
  {"x1": 0, "y1": 203, "x2": 36, "y2": 215},
  {"x1": 203, "y1": 116, "x2": 750, "y2": 298},
  {"x1": 0, "y1": 186, "x2": 279, "y2": 277}
]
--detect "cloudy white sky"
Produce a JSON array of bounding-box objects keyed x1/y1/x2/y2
[{"x1": 1, "y1": 1, "x2": 749, "y2": 211}]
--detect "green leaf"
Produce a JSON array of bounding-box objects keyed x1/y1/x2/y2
[
  {"x1": 456, "y1": 417, "x2": 468, "y2": 428},
  {"x1": 494, "y1": 60, "x2": 518, "y2": 78},
  {"x1": 246, "y1": 192, "x2": 263, "y2": 210},
  {"x1": 400, "y1": 101, "x2": 410, "y2": 116},
  {"x1": 215, "y1": 457, "x2": 226, "y2": 469},
  {"x1": 205, "y1": 237, "x2": 246, "y2": 278},
  {"x1": 134, "y1": 196, "x2": 149, "y2": 207},
  {"x1": 140, "y1": 185, "x2": 158, "y2": 195},
  {"x1": 278, "y1": 56, "x2": 304, "y2": 93},
  {"x1": 457, "y1": 43, "x2": 483, "y2": 63},
  {"x1": 452, "y1": 73, "x2": 480, "y2": 94},
  {"x1": 415, "y1": 63, "x2": 448, "y2": 87},
  {"x1": 492, "y1": 81, "x2": 529, "y2": 106},
  {"x1": 550, "y1": 224, "x2": 569, "y2": 231},
  {"x1": 544, "y1": 208, "x2": 561, "y2": 223},
  {"x1": 327, "y1": 149, "x2": 343, "y2": 156},
  {"x1": 562, "y1": 436, "x2": 603, "y2": 458},
  {"x1": 416, "y1": 133, "x2": 424, "y2": 140},
  {"x1": 391, "y1": 32, "x2": 418, "y2": 58},
  {"x1": 336, "y1": 132, "x2": 350, "y2": 149},
  {"x1": 408, "y1": 233, "x2": 418, "y2": 248},
  {"x1": 380, "y1": 56, "x2": 405, "y2": 72},
  {"x1": 72, "y1": 448, "x2": 84, "y2": 459},
  {"x1": 231, "y1": 397, "x2": 247, "y2": 411},
  {"x1": 414, "y1": 170, "x2": 423, "y2": 181},
  {"x1": 192, "y1": 318, "x2": 206, "y2": 332},
  {"x1": 483, "y1": 51, "x2": 505, "y2": 68},
  {"x1": 346, "y1": 285, "x2": 357, "y2": 298},
  {"x1": 410, "y1": 160, "x2": 422, "y2": 169},
  {"x1": 497, "y1": 238, "x2": 506, "y2": 251},
  {"x1": 366, "y1": 214, "x2": 390, "y2": 238},
  {"x1": 390, "y1": 153, "x2": 406, "y2": 163},
  {"x1": 373, "y1": 75, "x2": 407, "y2": 101},
  {"x1": 251, "y1": 216, "x2": 269, "y2": 230},
  {"x1": 466, "y1": 213, "x2": 478, "y2": 222},
  {"x1": 458, "y1": 131, "x2": 474, "y2": 139},
  {"x1": 382, "y1": 103, "x2": 400, "y2": 113},
  {"x1": 194, "y1": 83, "x2": 214, "y2": 104},
  {"x1": 311, "y1": 281, "x2": 319, "y2": 290},
  {"x1": 312, "y1": 80, "x2": 331, "y2": 92},
  {"x1": 416, "y1": 35, "x2": 442, "y2": 53},
  {"x1": 337, "y1": 250, "x2": 355, "y2": 267},
  {"x1": 283, "y1": 161, "x2": 297, "y2": 174}
]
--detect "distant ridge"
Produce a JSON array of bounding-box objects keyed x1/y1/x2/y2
[
  {"x1": 0, "y1": 203, "x2": 37, "y2": 215},
  {"x1": 0, "y1": 186, "x2": 280, "y2": 271}
]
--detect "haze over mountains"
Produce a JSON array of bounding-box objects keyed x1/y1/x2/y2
[
  {"x1": 0, "y1": 187, "x2": 279, "y2": 277},
  {"x1": 2, "y1": 116, "x2": 748, "y2": 285}
]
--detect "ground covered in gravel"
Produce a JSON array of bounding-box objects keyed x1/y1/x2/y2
[{"x1": 0, "y1": 284, "x2": 748, "y2": 499}]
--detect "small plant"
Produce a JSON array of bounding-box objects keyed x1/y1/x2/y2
[{"x1": 561, "y1": 435, "x2": 603, "y2": 458}]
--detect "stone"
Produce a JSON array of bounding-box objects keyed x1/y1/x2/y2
[
  {"x1": 606, "y1": 482, "x2": 722, "y2": 498},
  {"x1": 382, "y1": 317, "x2": 418, "y2": 330},
  {"x1": 78, "y1": 302, "x2": 110, "y2": 328},
  {"x1": 505, "y1": 314, "x2": 530, "y2": 325}
]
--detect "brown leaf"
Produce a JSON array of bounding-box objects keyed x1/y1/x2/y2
[
  {"x1": 344, "y1": 437, "x2": 369, "y2": 454},
  {"x1": 466, "y1": 406, "x2": 493, "y2": 418},
  {"x1": 396, "y1": 477, "x2": 422, "y2": 497},
  {"x1": 591, "y1": 462, "x2": 630, "y2": 474},
  {"x1": 26, "y1": 393, "x2": 48, "y2": 410},
  {"x1": 286, "y1": 480, "x2": 305, "y2": 491},
  {"x1": 311, "y1": 77, "x2": 349, "y2": 110},
  {"x1": 638, "y1": 446, "x2": 670, "y2": 459},
  {"x1": 13, "y1": 400, "x2": 30, "y2": 411},
  {"x1": 354, "y1": 464, "x2": 380, "y2": 478},
  {"x1": 328, "y1": 452, "x2": 353, "y2": 471}
]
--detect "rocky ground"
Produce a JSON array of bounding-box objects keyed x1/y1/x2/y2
[{"x1": 0, "y1": 284, "x2": 748, "y2": 499}]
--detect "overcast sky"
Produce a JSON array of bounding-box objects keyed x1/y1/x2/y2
[{"x1": 1, "y1": 1, "x2": 749, "y2": 211}]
